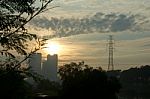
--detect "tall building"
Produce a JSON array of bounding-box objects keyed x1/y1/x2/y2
[
  {"x1": 29, "y1": 53, "x2": 42, "y2": 75},
  {"x1": 28, "y1": 53, "x2": 58, "y2": 82},
  {"x1": 42, "y1": 54, "x2": 58, "y2": 81},
  {"x1": 27, "y1": 53, "x2": 42, "y2": 84}
]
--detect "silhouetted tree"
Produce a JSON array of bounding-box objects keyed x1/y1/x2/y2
[
  {"x1": 119, "y1": 65, "x2": 150, "y2": 99},
  {"x1": 0, "y1": 0, "x2": 55, "y2": 65},
  {"x1": 34, "y1": 79, "x2": 61, "y2": 97},
  {"x1": 0, "y1": 60, "x2": 38, "y2": 99},
  {"x1": 0, "y1": 0, "x2": 55, "y2": 98},
  {"x1": 58, "y1": 62, "x2": 121, "y2": 99},
  {"x1": 0, "y1": 0, "x2": 55, "y2": 67}
]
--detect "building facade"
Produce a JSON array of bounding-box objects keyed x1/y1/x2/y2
[
  {"x1": 29, "y1": 53, "x2": 58, "y2": 82},
  {"x1": 29, "y1": 53, "x2": 42, "y2": 75},
  {"x1": 42, "y1": 54, "x2": 58, "y2": 81}
]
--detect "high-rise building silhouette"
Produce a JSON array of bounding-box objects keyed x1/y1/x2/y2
[
  {"x1": 29, "y1": 53, "x2": 58, "y2": 82},
  {"x1": 108, "y1": 35, "x2": 114, "y2": 71},
  {"x1": 42, "y1": 54, "x2": 58, "y2": 81},
  {"x1": 29, "y1": 53, "x2": 42, "y2": 75}
]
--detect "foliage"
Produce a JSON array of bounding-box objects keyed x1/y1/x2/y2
[
  {"x1": 107, "y1": 65, "x2": 150, "y2": 99},
  {"x1": 119, "y1": 65, "x2": 150, "y2": 99},
  {"x1": 0, "y1": 0, "x2": 55, "y2": 98},
  {"x1": 34, "y1": 79, "x2": 61, "y2": 97},
  {"x1": 58, "y1": 62, "x2": 121, "y2": 98},
  {"x1": 0, "y1": 0, "x2": 54, "y2": 65},
  {"x1": 0, "y1": 62, "x2": 33, "y2": 99},
  {"x1": 0, "y1": 0, "x2": 54, "y2": 80}
]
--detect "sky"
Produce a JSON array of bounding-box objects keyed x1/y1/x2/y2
[{"x1": 29, "y1": 0, "x2": 150, "y2": 70}]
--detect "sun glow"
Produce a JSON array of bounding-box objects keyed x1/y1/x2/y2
[{"x1": 44, "y1": 42, "x2": 61, "y2": 55}]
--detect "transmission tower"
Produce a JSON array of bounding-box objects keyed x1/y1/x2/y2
[{"x1": 107, "y1": 35, "x2": 114, "y2": 71}]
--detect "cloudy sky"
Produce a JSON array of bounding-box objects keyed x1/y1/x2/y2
[{"x1": 29, "y1": 0, "x2": 150, "y2": 70}]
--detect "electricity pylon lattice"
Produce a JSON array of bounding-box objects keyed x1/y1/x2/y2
[{"x1": 108, "y1": 35, "x2": 114, "y2": 71}]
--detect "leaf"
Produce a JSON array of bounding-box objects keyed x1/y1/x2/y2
[{"x1": 1, "y1": 52, "x2": 3, "y2": 55}]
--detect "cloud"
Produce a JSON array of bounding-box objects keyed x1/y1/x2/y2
[
  {"x1": 110, "y1": 14, "x2": 135, "y2": 32},
  {"x1": 63, "y1": 0, "x2": 82, "y2": 3},
  {"x1": 30, "y1": 12, "x2": 148, "y2": 39}
]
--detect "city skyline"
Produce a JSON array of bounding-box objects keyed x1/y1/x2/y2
[
  {"x1": 0, "y1": 1, "x2": 150, "y2": 98},
  {"x1": 28, "y1": 0, "x2": 150, "y2": 70},
  {"x1": 29, "y1": 53, "x2": 58, "y2": 82}
]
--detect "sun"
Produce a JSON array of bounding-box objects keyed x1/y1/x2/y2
[{"x1": 44, "y1": 42, "x2": 60, "y2": 55}]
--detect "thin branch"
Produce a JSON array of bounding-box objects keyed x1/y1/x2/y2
[
  {"x1": 13, "y1": 48, "x2": 39, "y2": 69},
  {"x1": 13, "y1": 39, "x2": 46, "y2": 69},
  {"x1": 4, "y1": 0, "x2": 54, "y2": 38},
  {"x1": 41, "y1": 6, "x2": 60, "y2": 13}
]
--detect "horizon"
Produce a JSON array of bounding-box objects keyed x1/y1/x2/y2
[
  {"x1": 27, "y1": 0, "x2": 150, "y2": 70},
  {"x1": 3, "y1": 0, "x2": 149, "y2": 70},
  {"x1": 1, "y1": 1, "x2": 150, "y2": 98}
]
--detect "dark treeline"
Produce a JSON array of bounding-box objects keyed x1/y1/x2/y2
[
  {"x1": 33, "y1": 61, "x2": 121, "y2": 99},
  {"x1": 107, "y1": 65, "x2": 150, "y2": 99},
  {"x1": 0, "y1": 61, "x2": 121, "y2": 99},
  {"x1": 0, "y1": 0, "x2": 149, "y2": 99},
  {"x1": 33, "y1": 63, "x2": 150, "y2": 99},
  {"x1": 1, "y1": 61, "x2": 150, "y2": 99},
  {"x1": 58, "y1": 62, "x2": 121, "y2": 99}
]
